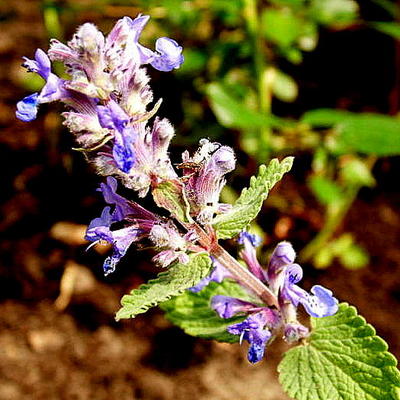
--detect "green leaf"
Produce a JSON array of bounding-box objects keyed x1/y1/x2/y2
[
  {"x1": 302, "y1": 110, "x2": 400, "y2": 156},
  {"x1": 152, "y1": 179, "x2": 193, "y2": 223},
  {"x1": 371, "y1": 22, "x2": 400, "y2": 40},
  {"x1": 309, "y1": 0, "x2": 359, "y2": 26},
  {"x1": 337, "y1": 114, "x2": 400, "y2": 156},
  {"x1": 313, "y1": 234, "x2": 369, "y2": 270},
  {"x1": 308, "y1": 175, "x2": 345, "y2": 206},
  {"x1": 301, "y1": 108, "x2": 354, "y2": 127},
  {"x1": 213, "y1": 157, "x2": 294, "y2": 239},
  {"x1": 340, "y1": 158, "x2": 376, "y2": 188},
  {"x1": 261, "y1": 8, "x2": 303, "y2": 48},
  {"x1": 272, "y1": 69, "x2": 299, "y2": 103},
  {"x1": 338, "y1": 242, "x2": 369, "y2": 270},
  {"x1": 115, "y1": 253, "x2": 212, "y2": 320},
  {"x1": 279, "y1": 303, "x2": 400, "y2": 400},
  {"x1": 206, "y1": 82, "x2": 284, "y2": 129},
  {"x1": 161, "y1": 280, "x2": 255, "y2": 342}
]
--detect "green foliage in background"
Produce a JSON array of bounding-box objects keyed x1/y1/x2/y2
[{"x1": 35, "y1": 0, "x2": 400, "y2": 270}]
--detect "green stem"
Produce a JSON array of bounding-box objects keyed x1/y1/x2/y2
[
  {"x1": 243, "y1": 0, "x2": 272, "y2": 156},
  {"x1": 185, "y1": 222, "x2": 279, "y2": 308},
  {"x1": 299, "y1": 157, "x2": 377, "y2": 263}
]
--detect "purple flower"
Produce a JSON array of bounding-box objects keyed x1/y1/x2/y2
[
  {"x1": 267, "y1": 241, "x2": 296, "y2": 281},
  {"x1": 22, "y1": 48, "x2": 51, "y2": 78},
  {"x1": 189, "y1": 257, "x2": 231, "y2": 292},
  {"x1": 211, "y1": 295, "x2": 281, "y2": 363},
  {"x1": 97, "y1": 101, "x2": 136, "y2": 173},
  {"x1": 85, "y1": 206, "x2": 144, "y2": 276},
  {"x1": 150, "y1": 37, "x2": 184, "y2": 72},
  {"x1": 86, "y1": 177, "x2": 158, "y2": 274},
  {"x1": 16, "y1": 93, "x2": 39, "y2": 122},
  {"x1": 281, "y1": 264, "x2": 338, "y2": 318},
  {"x1": 105, "y1": 15, "x2": 154, "y2": 68},
  {"x1": 238, "y1": 231, "x2": 262, "y2": 247},
  {"x1": 284, "y1": 323, "x2": 309, "y2": 344},
  {"x1": 211, "y1": 296, "x2": 263, "y2": 318},
  {"x1": 182, "y1": 140, "x2": 236, "y2": 224},
  {"x1": 238, "y1": 232, "x2": 266, "y2": 281},
  {"x1": 227, "y1": 311, "x2": 275, "y2": 363},
  {"x1": 148, "y1": 223, "x2": 198, "y2": 268},
  {"x1": 16, "y1": 49, "x2": 65, "y2": 121}
]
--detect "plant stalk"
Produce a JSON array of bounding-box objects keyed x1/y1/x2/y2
[
  {"x1": 185, "y1": 222, "x2": 279, "y2": 308},
  {"x1": 243, "y1": 0, "x2": 272, "y2": 157},
  {"x1": 299, "y1": 156, "x2": 377, "y2": 263}
]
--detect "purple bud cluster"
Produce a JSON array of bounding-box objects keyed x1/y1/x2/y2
[
  {"x1": 211, "y1": 233, "x2": 338, "y2": 363},
  {"x1": 17, "y1": 15, "x2": 183, "y2": 197},
  {"x1": 17, "y1": 15, "x2": 236, "y2": 275}
]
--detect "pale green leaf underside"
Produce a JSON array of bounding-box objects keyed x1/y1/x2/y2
[
  {"x1": 161, "y1": 280, "x2": 255, "y2": 343},
  {"x1": 278, "y1": 303, "x2": 400, "y2": 400},
  {"x1": 213, "y1": 157, "x2": 294, "y2": 239},
  {"x1": 115, "y1": 253, "x2": 212, "y2": 321}
]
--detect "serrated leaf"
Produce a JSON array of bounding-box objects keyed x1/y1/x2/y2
[
  {"x1": 115, "y1": 253, "x2": 212, "y2": 320},
  {"x1": 212, "y1": 157, "x2": 294, "y2": 240},
  {"x1": 161, "y1": 280, "x2": 255, "y2": 342},
  {"x1": 278, "y1": 303, "x2": 400, "y2": 400}
]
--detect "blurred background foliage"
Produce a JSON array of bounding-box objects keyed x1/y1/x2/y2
[{"x1": 16, "y1": 0, "x2": 400, "y2": 270}]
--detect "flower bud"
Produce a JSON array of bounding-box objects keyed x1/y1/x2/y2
[
  {"x1": 269, "y1": 241, "x2": 296, "y2": 272},
  {"x1": 283, "y1": 323, "x2": 309, "y2": 344}
]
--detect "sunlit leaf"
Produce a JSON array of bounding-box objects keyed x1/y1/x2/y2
[{"x1": 279, "y1": 303, "x2": 400, "y2": 400}]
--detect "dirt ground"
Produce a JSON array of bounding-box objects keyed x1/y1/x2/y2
[{"x1": 1, "y1": 1, "x2": 399, "y2": 399}]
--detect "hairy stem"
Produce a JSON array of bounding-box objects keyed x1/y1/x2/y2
[
  {"x1": 212, "y1": 244, "x2": 279, "y2": 307},
  {"x1": 185, "y1": 222, "x2": 279, "y2": 308}
]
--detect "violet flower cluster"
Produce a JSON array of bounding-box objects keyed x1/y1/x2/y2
[
  {"x1": 16, "y1": 15, "x2": 236, "y2": 273},
  {"x1": 210, "y1": 233, "x2": 338, "y2": 363},
  {"x1": 16, "y1": 14, "x2": 338, "y2": 364}
]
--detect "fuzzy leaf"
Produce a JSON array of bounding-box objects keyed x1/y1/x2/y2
[
  {"x1": 116, "y1": 253, "x2": 212, "y2": 320},
  {"x1": 212, "y1": 157, "x2": 294, "y2": 239},
  {"x1": 278, "y1": 303, "x2": 400, "y2": 400},
  {"x1": 161, "y1": 280, "x2": 255, "y2": 342},
  {"x1": 152, "y1": 179, "x2": 193, "y2": 223}
]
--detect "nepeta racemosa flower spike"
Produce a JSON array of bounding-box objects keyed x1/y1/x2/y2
[
  {"x1": 17, "y1": 15, "x2": 183, "y2": 197},
  {"x1": 17, "y1": 15, "x2": 342, "y2": 370},
  {"x1": 209, "y1": 235, "x2": 338, "y2": 362}
]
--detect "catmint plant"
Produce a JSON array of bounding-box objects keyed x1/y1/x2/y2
[{"x1": 17, "y1": 15, "x2": 400, "y2": 400}]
